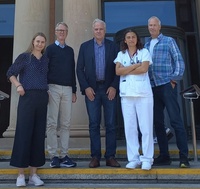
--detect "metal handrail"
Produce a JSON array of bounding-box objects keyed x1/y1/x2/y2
[
  {"x1": 181, "y1": 84, "x2": 200, "y2": 162},
  {"x1": 0, "y1": 90, "x2": 9, "y2": 101}
]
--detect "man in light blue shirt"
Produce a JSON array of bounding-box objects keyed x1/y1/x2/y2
[
  {"x1": 145, "y1": 16, "x2": 190, "y2": 168},
  {"x1": 77, "y1": 19, "x2": 120, "y2": 168}
]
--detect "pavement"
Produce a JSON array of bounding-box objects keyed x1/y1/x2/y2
[{"x1": 0, "y1": 137, "x2": 200, "y2": 188}]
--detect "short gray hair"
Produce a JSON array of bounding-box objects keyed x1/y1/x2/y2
[
  {"x1": 148, "y1": 16, "x2": 161, "y2": 26},
  {"x1": 55, "y1": 22, "x2": 68, "y2": 30},
  {"x1": 92, "y1": 18, "x2": 106, "y2": 29}
]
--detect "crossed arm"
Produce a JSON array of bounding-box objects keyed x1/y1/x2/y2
[{"x1": 115, "y1": 61, "x2": 150, "y2": 76}]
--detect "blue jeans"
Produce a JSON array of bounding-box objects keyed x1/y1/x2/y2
[
  {"x1": 153, "y1": 83, "x2": 188, "y2": 159},
  {"x1": 85, "y1": 83, "x2": 117, "y2": 160}
]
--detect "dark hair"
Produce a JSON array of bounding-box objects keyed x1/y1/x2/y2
[{"x1": 120, "y1": 29, "x2": 143, "y2": 53}]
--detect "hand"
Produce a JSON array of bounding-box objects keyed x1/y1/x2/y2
[
  {"x1": 72, "y1": 93, "x2": 77, "y2": 103},
  {"x1": 170, "y1": 80, "x2": 176, "y2": 89},
  {"x1": 106, "y1": 87, "x2": 116, "y2": 100},
  {"x1": 16, "y1": 85, "x2": 25, "y2": 96},
  {"x1": 85, "y1": 87, "x2": 95, "y2": 101}
]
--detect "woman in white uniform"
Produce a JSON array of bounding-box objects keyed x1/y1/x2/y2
[{"x1": 114, "y1": 29, "x2": 154, "y2": 170}]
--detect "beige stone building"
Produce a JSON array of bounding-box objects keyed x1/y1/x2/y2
[{"x1": 1, "y1": 0, "x2": 200, "y2": 140}]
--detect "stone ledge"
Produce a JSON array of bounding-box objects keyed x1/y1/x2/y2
[{"x1": 0, "y1": 167, "x2": 200, "y2": 181}]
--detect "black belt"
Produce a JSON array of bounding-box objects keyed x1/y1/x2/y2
[{"x1": 96, "y1": 80, "x2": 105, "y2": 84}]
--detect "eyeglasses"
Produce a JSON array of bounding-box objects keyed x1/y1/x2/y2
[{"x1": 56, "y1": 29, "x2": 67, "y2": 33}]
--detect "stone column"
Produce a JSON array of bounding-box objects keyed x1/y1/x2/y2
[
  {"x1": 62, "y1": 0, "x2": 102, "y2": 136},
  {"x1": 3, "y1": 0, "x2": 50, "y2": 137}
]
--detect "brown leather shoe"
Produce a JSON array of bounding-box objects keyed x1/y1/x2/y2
[
  {"x1": 89, "y1": 157, "x2": 100, "y2": 168},
  {"x1": 106, "y1": 157, "x2": 121, "y2": 167}
]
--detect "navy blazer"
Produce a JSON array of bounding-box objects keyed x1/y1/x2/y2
[{"x1": 76, "y1": 38, "x2": 120, "y2": 95}]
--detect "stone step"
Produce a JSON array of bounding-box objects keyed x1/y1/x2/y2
[
  {"x1": 0, "y1": 138, "x2": 200, "y2": 187},
  {"x1": 0, "y1": 160, "x2": 200, "y2": 182},
  {"x1": 1, "y1": 149, "x2": 200, "y2": 160},
  {"x1": 0, "y1": 150, "x2": 200, "y2": 183},
  {"x1": 1, "y1": 137, "x2": 200, "y2": 161}
]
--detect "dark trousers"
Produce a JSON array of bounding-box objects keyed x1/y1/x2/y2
[
  {"x1": 153, "y1": 83, "x2": 188, "y2": 159},
  {"x1": 10, "y1": 90, "x2": 48, "y2": 168},
  {"x1": 85, "y1": 83, "x2": 117, "y2": 160}
]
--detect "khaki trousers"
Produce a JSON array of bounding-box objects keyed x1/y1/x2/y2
[{"x1": 46, "y1": 84, "x2": 72, "y2": 158}]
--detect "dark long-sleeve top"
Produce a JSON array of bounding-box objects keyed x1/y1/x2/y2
[
  {"x1": 46, "y1": 43, "x2": 77, "y2": 93},
  {"x1": 6, "y1": 52, "x2": 49, "y2": 90}
]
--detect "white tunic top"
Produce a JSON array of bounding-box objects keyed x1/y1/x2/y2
[{"x1": 114, "y1": 48, "x2": 153, "y2": 97}]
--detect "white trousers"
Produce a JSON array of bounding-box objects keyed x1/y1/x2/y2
[
  {"x1": 121, "y1": 96, "x2": 154, "y2": 163},
  {"x1": 46, "y1": 84, "x2": 72, "y2": 158}
]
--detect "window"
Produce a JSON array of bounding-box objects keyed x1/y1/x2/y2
[
  {"x1": 103, "y1": 0, "x2": 176, "y2": 35},
  {"x1": 0, "y1": 4, "x2": 15, "y2": 36}
]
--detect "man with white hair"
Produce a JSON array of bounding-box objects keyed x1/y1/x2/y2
[
  {"x1": 145, "y1": 16, "x2": 190, "y2": 168},
  {"x1": 77, "y1": 18, "x2": 120, "y2": 168}
]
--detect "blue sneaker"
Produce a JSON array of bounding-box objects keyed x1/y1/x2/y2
[
  {"x1": 60, "y1": 155, "x2": 77, "y2": 168},
  {"x1": 50, "y1": 156, "x2": 60, "y2": 168}
]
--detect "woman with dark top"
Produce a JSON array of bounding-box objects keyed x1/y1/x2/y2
[{"x1": 7, "y1": 32, "x2": 49, "y2": 187}]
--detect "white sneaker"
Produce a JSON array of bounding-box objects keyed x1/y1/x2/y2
[
  {"x1": 16, "y1": 174, "x2": 26, "y2": 187},
  {"x1": 28, "y1": 174, "x2": 44, "y2": 186},
  {"x1": 126, "y1": 161, "x2": 141, "y2": 169},
  {"x1": 141, "y1": 162, "x2": 152, "y2": 170}
]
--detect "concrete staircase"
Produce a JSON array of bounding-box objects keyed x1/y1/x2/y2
[{"x1": 0, "y1": 138, "x2": 200, "y2": 188}]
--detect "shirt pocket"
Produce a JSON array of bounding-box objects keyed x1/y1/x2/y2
[
  {"x1": 134, "y1": 79, "x2": 151, "y2": 95},
  {"x1": 119, "y1": 79, "x2": 127, "y2": 96}
]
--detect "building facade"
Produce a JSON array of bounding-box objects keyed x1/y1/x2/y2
[{"x1": 1, "y1": 0, "x2": 200, "y2": 140}]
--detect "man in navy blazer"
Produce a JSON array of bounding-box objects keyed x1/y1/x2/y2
[{"x1": 76, "y1": 18, "x2": 120, "y2": 168}]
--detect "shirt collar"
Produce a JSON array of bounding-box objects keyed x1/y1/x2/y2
[
  {"x1": 94, "y1": 38, "x2": 105, "y2": 46},
  {"x1": 146, "y1": 33, "x2": 163, "y2": 45},
  {"x1": 55, "y1": 40, "x2": 66, "y2": 48},
  {"x1": 157, "y1": 33, "x2": 163, "y2": 41},
  {"x1": 148, "y1": 33, "x2": 163, "y2": 41}
]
